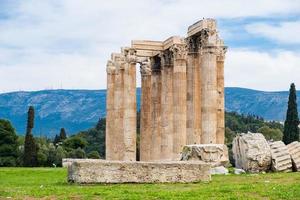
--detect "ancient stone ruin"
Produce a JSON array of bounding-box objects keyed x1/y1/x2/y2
[
  {"x1": 232, "y1": 133, "x2": 272, "y2": 173},
  {"x1": 181, "y1": 144, "x2": 229, "y2": 167},
  {"x1": 68, "y1": 19, "x2": 227, "y2": 183},
  {"x1": 105, "y1": 18, "x2": 227, "y2": 161},
  {"x1": 232, "y1": 133, "x2": 300, "y2": 173}
]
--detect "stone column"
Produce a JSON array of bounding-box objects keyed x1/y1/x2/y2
[
  {"x1": 113, "y1": 56, "x2": 125, "y2": 160},
  {"x1": 105, "y1": 60, "x2": 116, "y2": 160},
  {"x1": 150, "y1": 56, "x2": 162, "y2": 161},
  {"x1": 171, "y1": 44, "x2": 187, "y2": 159},
  {"x1": 201, "y1": 46, "x2": 218, "y2": 144},
  {"x1": 140, "y1": 59, "x2": 152, "y2": 161},
  {"x1": 216, "y1": 47, "x2": 226, "y2": 144},
  {"x1": 186, "y1": 37, "x2": 201, "y2": 145},
  {"x1": 122, "y1": 48, "x2": 137, "y2": 161},
  {"x1": 160, "y1": 51, "x2": 174, "y2": 160}
]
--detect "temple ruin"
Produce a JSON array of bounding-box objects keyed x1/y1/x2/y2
[{"x1": 105, "y1": 18, "x2": 227, "y2": 161}]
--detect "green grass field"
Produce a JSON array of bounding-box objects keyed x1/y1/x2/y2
[{"x1": 0, "y1": 168, "x2": 300, "y2": 200}]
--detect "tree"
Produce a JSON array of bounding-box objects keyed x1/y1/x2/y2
[
  {"x1": 23, "y1": 106, "x2": 38, "y2": 167},
  {"x1": 59, "y1": 128, "x2": 67, "y2": 141},
  {"x1": 53, "y1": 134, "x2": 60, "y2": 145},
  {"x1": 68, "y1": 148, "x2": 86, "y2": 158},
  {"x1": 0, "y1": 119, "x2": 18, "y2": 166},
  {"x1": 63, "y1": 136, "x2": 87, "y2": 151},
  {"x1": 283, "y1": 83, "x2": 300, "y2": 144},
  {"x1": 257, "y1": 126, "x2": 283, "y2": 141}
]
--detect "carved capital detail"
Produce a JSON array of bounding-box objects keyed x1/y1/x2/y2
[
  {"x1": 170, "y1": 44, "x2": 188, "y2": 60},
  {"x1": 106, "y1": 60, "x2": 116, "y2": 74},
  {"x1": 124, "y1": 48, "x2": 137, "y2": 63},
  {"x1": 216, "y1": 46, "x2": 227, "y2": 61},
  {"x1": 140, "y1": 58, "x2": 152, "y2": 76},
  {"x1": 186, "y1": 29, "x2": 209, "y2": 53},
  {"x1": 159, "y1": 50, "x2": 173, "y2": 66}
]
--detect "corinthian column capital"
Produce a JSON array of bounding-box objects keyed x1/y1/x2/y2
[
  {"x1": 106, "y1": 60, "x2": 116, "y2": 74},
  {"x1": 170, "y1": 43, "x2": 188, "y2": 60},
  {"x1": 140, "y1": 58, "x2": 152, "y2": 76},
  {"x1": 216, "y1": 46, "x2": 227, "y2": 61},
  {"x1": 124, "y1": 48, "x2": 137, "y2": 63}
]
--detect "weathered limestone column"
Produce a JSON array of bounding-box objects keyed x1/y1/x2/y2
[
  {"x1": 171, "y1": 44, "x2": 187, "y2": 159},
  {"x1": 105, "y1": 60, "x2": 116, "y2": 160},
  {"x1": 186, "y1": 36, "x2": 201, "y2": 144},
  {"x1": 201, "y1": 46, "x2": 218, "y2": 144},
  {"x1": 150, "y1": 56, "x2": 162, "y2": 161},
  {"x1": 216, "y1": 47, "x2": 226, "y2": 144},
  {"x1": 112, "y1": 54, "x2": 125, "y2": 160},
  {"x1": 160, "y1": 51, "x2": 174, "y2": 160},
  {"x1": 140, "y1": 59, "x2": 152, "y2": 161},
  {"x1": 122, "y1": 48, "x2": 137, "y2": 161}
]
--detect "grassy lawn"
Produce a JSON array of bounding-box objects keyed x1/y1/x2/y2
[{"x1": 0, "y1": 168, "x2": 300, "y2": 200}]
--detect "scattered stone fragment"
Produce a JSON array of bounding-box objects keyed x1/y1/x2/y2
[
  {"x1": 232, "y1": 133, "x2": 271, "y2": 173},
  {"x1": 210, "y1": 166, "x2": 229, "y2": 175},
  {"x1": 287, "y1": 141, "x2": 300, "y2": 171},
  {"x1": 181, "y1": 144, "x2": 229, "y2": 167},
  {"x1": 234, "y1": 168, "x2": 246, "y2": 174},
  {"x1": 269, "y1": 141, "x2": 292, "y2": 172}
]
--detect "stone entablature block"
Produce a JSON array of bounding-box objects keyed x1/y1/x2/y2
[{"x1": 68, "y1": 159, "x2": 211, "y2": 183}]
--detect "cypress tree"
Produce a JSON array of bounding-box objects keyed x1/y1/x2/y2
[
  {"x1": 59, "y1": 128, "x2": 67, "y2": 141},
  {"x1": 283, "y1": 83, "x2": 300, "y2": 144},
  {"x1": 23, "y1": 106, "x2": 38, "y2": 167},
  {"x1": 53, "y1": 134, "x2": 60, "y2": 145}
]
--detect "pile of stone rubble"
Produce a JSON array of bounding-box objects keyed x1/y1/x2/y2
[{"x1": 232, "y1": 133, "x2": 300, "y2": 173}]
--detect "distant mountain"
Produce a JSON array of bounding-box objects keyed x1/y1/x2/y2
[
  {"x1": 0, "y1": 87, "x2": 298, "y2": 136},
  {"x1": 225, "y1": 87, "x2": 299, "y2": 121}
]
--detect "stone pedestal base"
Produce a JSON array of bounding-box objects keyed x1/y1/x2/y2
[
  {"x1": 67, "y1": 159, "x2": 211, "y2": 183},
  {"x1": 180, "y1": 144, "x2": 229, "y2": 167}
]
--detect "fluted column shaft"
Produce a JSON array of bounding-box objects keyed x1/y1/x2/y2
[
  {"x1": 140, "y1": 62, "x2": 152, "y2": 161},
  {"x1": 216, "y1": 52, "x2": 225, "y2": 144},
  {"x1": 201, "y1": 46, "x2": 218, "y2": 144},
  {"x1": 173, "y1": 56, "x2": 187, "y2": 159},
  {"x1": 123, "y1": 62, "x2": 137, "y2": 161},
  {"x1": 105, "y1": 61, "x2": 116, "y2": 160},
  {"x1": 150, "y1": 62, "x2": 162, "y2": 161},
  {"x1": 113, "y1": 64, "x2": 125, "y2": 160},
  {"x1": 160, "y1": 63, "x2": 173, "y2": 160}
]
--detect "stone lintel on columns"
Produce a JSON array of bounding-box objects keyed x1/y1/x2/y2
[
  {"x1": 187, "y1": 18, "x2": 217, "y2": 37},
  {"x1": 131, "y1": 40, "x2": 163, "y2": 51}
]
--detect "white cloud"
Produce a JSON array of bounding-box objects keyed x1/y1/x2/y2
[
  {"x1": 226, "y1": 49, "x2": 300, "y2": 91},
  {"x1": 246, "y1": 21, "x2": 300, "y2": 44},
  {"x1": 0, "y1": 0, "x2": 300, "y2": 92}
]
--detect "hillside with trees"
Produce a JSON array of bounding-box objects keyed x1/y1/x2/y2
[{"x1": 0, "y1": 108, "x2": 286, "y2": 167}]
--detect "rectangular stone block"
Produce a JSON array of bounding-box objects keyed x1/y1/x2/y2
[{"x1": 68, "y1": 160, "x2": 211, "y2": 183}]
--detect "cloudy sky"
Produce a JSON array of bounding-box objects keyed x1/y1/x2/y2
[{"x1": 0, "y1": 0, "x2": 300, "y2": 93}]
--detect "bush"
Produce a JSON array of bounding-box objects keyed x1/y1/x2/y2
[
  {"x1": 87, "y1": 151, "x2": 100, "y2": 159},
  {"x1": 67, "y1": 148, "x2": 86, "y2": 159}
]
